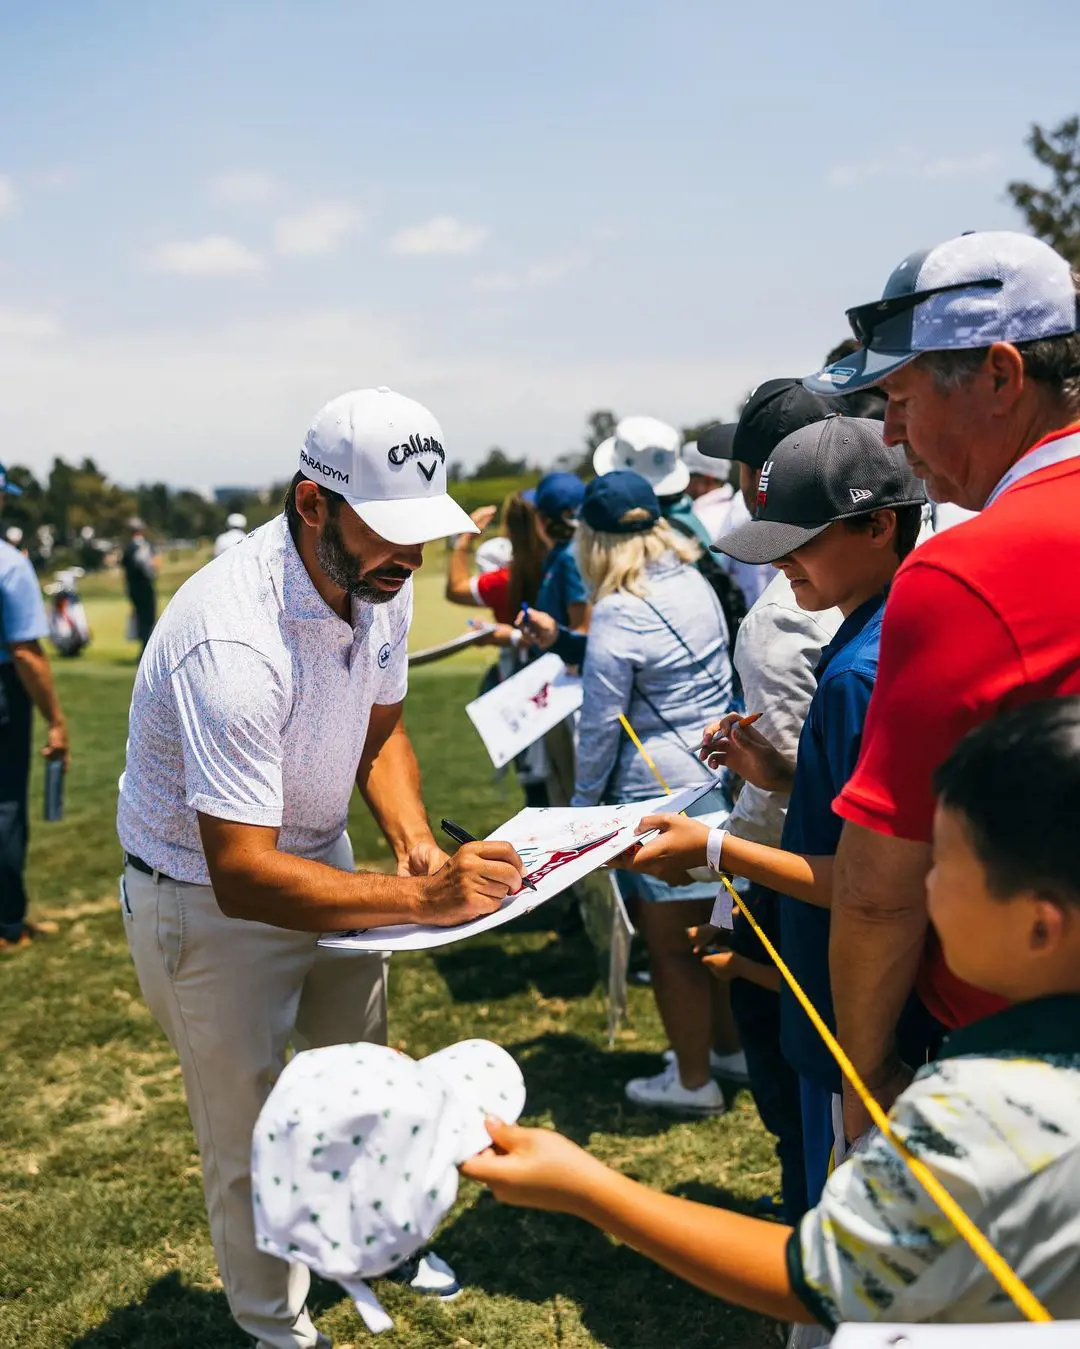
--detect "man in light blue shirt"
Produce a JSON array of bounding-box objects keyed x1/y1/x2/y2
[{"x1": 0, "y1": 464, "x2": 69, "y2": 948}]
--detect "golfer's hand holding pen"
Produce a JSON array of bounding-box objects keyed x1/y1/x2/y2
[
  {"x1": 414, "y1": 822, "x2": 528, "y2": 926},
  {"x1": 435, "y1": 817, "x2": 533, "y2": 906},
  {"x1": 697, "y1": 711, "x2": 795, "y2": 793}
]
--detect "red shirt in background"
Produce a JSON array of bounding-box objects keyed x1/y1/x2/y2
[
  {"x1": 835, "y1": 427, "x2": 1080, "y2": 1030},
  {"x1": 473, "y1": 567, "x2": 514, "y2": 625}
]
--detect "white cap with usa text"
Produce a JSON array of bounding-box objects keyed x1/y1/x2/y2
[{"x1": 299, "y1": 387, "x2": 478, "y2": 547}]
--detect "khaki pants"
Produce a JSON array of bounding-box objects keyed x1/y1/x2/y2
[{"x1": 121, "y1": 834, "x2": 387, "y2": 1349}]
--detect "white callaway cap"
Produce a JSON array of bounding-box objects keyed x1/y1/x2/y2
[
  {"x1": 252, "y1": 1038, "x2": 525, "y2": 1334},
  {"x1": 299, "y1": 387, "x2": 478, "y2": 546},
  {"x1": 805, "y1": 230, "x2": 1079, "y2": 395},
  {"x1": 595, "y1": 415, "x2": 689, "y2": 497}
]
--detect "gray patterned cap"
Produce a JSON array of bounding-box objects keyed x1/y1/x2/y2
[{"x1": 805, "y1": 231, "x2": 1079, "y2": 395}]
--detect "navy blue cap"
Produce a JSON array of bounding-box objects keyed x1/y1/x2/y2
[
  {"x1": 0, "y1": 463, "x2": 22, "y2": 497},
  {"x1": 534, "y1": 472, "x2": 585, "y2": 519},
  {"x1": 581, "y1": 470, "x2": 660, "y2": 535}
]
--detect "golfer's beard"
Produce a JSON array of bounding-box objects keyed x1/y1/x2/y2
[{"x1": 315, "y1": 515, "x2": 407, "y2": 605}]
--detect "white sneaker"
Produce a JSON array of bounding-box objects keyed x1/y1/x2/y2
[
  {"x1": 662, "y1": 1046, "x2": 750, "y2": 1085},
  {"x1": 625, "y1": 1062, "x2": 726, "y2": 1116},
  {"x1": 384, "y1": 1249, "x2": 462, "y2": 1301}
]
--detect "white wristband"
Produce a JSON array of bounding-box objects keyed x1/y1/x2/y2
[{"x1": 706, "y1": 827, "x2": 727, "y2": 874}]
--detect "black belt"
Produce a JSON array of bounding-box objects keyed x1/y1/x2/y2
[{"x1": 124, "y1": 852, "x2": 176, "y2": 883}]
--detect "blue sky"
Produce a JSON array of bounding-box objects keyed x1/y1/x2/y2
[{"x1": 1, "y1": 0, "x2": 1078, "y2": 489}]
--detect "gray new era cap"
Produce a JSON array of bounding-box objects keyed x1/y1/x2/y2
[
  {"x1": 805, "y1": 230, "x2": 1079, "y2": 396},
  {"x1": 714, "y1": 415, "x2": 926, "y2": 565}
]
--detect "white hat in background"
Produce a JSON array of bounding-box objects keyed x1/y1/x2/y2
[
  {"x1": 226, "y1": 512, "x2": 247, "y2": 530},
  {"x1": 681, "y1": 440, "x2": 730, "y2": 481},
  {"x1": 475, "y1": 536, "x2": 513, "y2": 574},
  {"x1": 594, "y1": 415, "x2": 689, "y2": 497},
  {"x1": 252, "y1": 1038, "x2": 525, "y2": 1333},
  {"x1": 300, "y1": 387, "x2": 478, "y2": 547}
]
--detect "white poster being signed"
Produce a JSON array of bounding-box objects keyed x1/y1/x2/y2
[
  {"x1": 318, "y1": 781, "x2": 716, "y2": 955},
  {"x1": 465, "y1": 652, "x2": 582, "y2": 769}
]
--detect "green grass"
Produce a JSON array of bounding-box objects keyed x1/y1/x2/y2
[{"x1": 1, "y1": 550, "x2": 779, "y2": 1349}]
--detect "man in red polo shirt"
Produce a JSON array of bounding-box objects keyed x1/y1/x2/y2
[{"x1": 804, "y1": 230, "x2": 1080, "y2": 1140}]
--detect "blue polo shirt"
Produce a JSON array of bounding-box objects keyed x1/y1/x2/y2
[
  {"x1": 535, "y1": 539, "x2": 588, "y2": 629},
  {"x1": 0, "y1": 540, "x2": 49, "y2": 665},
  {"x1": 778, "y1": 592, "x2": 884, "y2": 1091}
]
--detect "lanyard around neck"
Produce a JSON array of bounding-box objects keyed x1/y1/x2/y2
[{"x1": 984, "y1": 428, "x2": 1080, "y2": 509}]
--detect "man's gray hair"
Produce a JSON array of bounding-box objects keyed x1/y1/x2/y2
[{"x1": 919, "y1": 271, "x2": 1080, "y2": 416}]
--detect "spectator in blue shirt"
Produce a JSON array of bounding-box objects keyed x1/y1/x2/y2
[
  {"x1": 630, "y1": 417, "x2": 936, "y2": 1202},
  {"x1": 0, "y1": 464, "x2": 69, "y2": 950},
  {"x1": 531, "y1": 472, "x2": 588, "y2": 630},
  {"x1": 527, "y1": 472, "x2": 589, "y2": 805}
]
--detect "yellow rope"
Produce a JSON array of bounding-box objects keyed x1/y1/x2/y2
[
  {"x1": 618, "y1": 715, "x2": 1051, "y2": 1321},
  {"x1": 618, "y1": 715, "x2": 672, "y2": 794}
]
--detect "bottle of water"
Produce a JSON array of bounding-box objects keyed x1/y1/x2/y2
[{"x1": 44, "y1": 757, "x2": 65, "y2": 822}]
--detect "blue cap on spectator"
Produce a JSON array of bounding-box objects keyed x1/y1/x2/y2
[
  {"x1": 0, "y1": 463, "x2": 23, "y2": 497},
  {"x1": 581, "y1": 470, "x2": 660, "y2": 535},
  {"x1": 534, "y1": 472, "x2": 585, "y2": 519}
]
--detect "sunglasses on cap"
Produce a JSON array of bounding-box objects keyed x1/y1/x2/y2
[{"x1": 846, "y1": 277, "x2": 1003, "y2": 352}]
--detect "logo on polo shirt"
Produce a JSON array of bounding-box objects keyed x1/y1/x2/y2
[
  {"x1": 849, "y1": 487, "x2": 873, "y2": 505},
  {"x1": 387, "y1": 434, "x2": 445, "y2": 483},
  {"x1": 756, "y1": 459, "x2": 774, "y2": 513},
  {"x1": 378, "y1": 642, "x2": 392, "y2": 668},
  {"x1": 300, "y1": 448, "x2": 350, "y2": 485}
]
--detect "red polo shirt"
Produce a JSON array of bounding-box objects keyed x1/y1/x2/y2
[
  {"x1": 835, "y1": 424, "x2": 1080, "y2": 1029},
  {"x1": 473, "y1": 567, "x2": 514, "y2": 625}
]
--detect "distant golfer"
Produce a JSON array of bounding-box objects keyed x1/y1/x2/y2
[
  {"x1": 117, "y1": 387, "x2": 526, "y2": 1349},
  {"x1": 213, "y1": 510, "x2": 249, "y2": 557},
  {"x1": 120, "y1": 516, "x2": 157, "y2": 652}
]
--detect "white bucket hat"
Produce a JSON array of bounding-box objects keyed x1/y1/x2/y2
[
  {"x1": 593, "y1": 416, "x2": 689, "y2": 497},
  {"x1": 252, "y1": 1039, "x2": 525, "y2": 1333},
  {"x1": 299, "y1": 387, "x2": 478, "y2": 547}
]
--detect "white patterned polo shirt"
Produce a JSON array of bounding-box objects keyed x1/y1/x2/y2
[{"x1": 117, "y1": 514, "x2": 411, "y2": 885}]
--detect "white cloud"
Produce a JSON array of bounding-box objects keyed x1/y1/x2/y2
[
  {"x1": 33, "y1": 166, "x2": 79, "y2": 191},
  {"x1": 273, "y1": 201, "x2": 362, "y2": 256},
  {"x1": 211, "y1": 170, "x2": 279, "y2": 204},
  {"x1": 0, "y1": 175, "x2": 18, "y2": 216},
  {"x1": 142, "y1": 235, "x2": 264, "y2": 276},
  {"x1": 472, "y1": 255, "x2": 585, "y2": 294},
  {"x1": 390, "y1": 215, "x2": 489, "y2": 257},
  {"x1": 0, "y1": 307, "x2": 60, "y2": 339},
  {"x1": 827, "y1": 146, "x2": 1002, "y2": 187},
  {"x1": 918, "y1": 151, "x2": 1002, "y2": 181}
]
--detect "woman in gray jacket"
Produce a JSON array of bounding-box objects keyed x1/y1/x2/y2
[{"x1": 570, "y1": 471, "x2": 736, "y2": 1116}]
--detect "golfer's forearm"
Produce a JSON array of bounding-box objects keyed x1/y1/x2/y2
[
  {"x1": 721, "y1": 836, "x2": 834, "y2": 908},
  {"x1": 571, "y1": 1167, "x2": 810, "y2": 1323},
  {"x1": 830, "y1": 824, "x2": 930, "y2": 1077},
  {"x1": 210, "y1": 849, "x2": 425, "y2": 930},
  {"x1": 359, "y1": 721, "x2": 435, "y2": 857},
  {"x1": 10, "y1": 643, "x2": 64, "y2": 725}
]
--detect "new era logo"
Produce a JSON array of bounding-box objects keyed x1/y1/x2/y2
[{"x1": 849, "y1": 488, "x2": 873, "y2": 505}]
